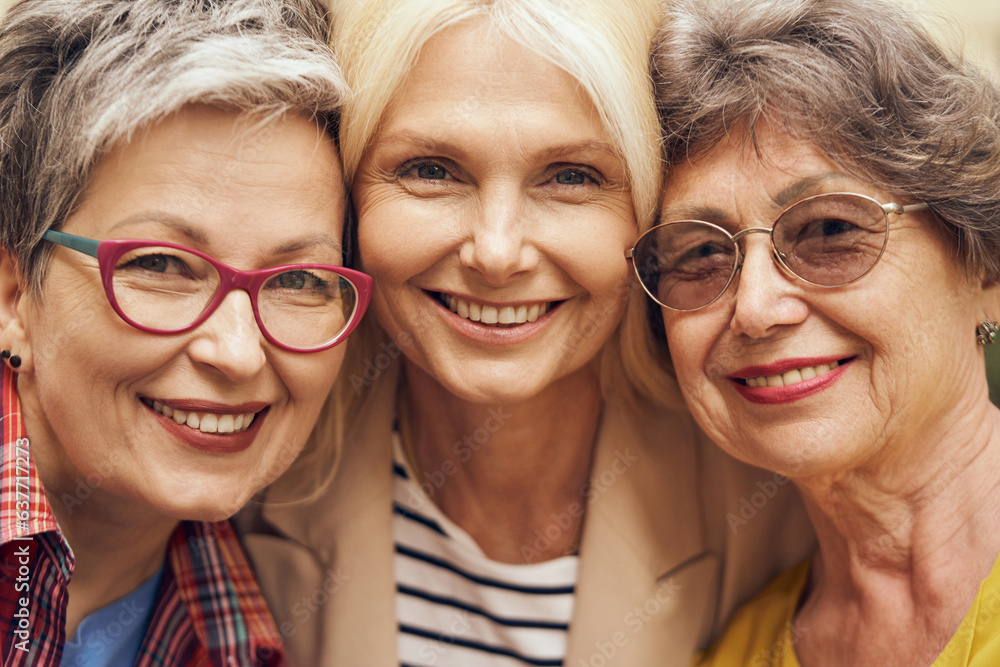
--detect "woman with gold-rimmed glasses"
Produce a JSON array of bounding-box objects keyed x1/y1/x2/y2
[{"x1": 622, "y1": 0, "x2": 1000, "y2": 663}]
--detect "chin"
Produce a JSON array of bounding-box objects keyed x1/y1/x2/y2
[
  {"x1": 150, "y1": 487, "x2": 251, "y2": 523},
  {"x1": 441, "y1": 374, "x2": 546, "y2": 405}
]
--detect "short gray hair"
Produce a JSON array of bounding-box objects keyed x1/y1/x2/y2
[{"x1": 0, "y1": 0, "x2": 349, "y2": 292}]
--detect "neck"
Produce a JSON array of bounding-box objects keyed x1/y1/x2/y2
[
  {"x1": 792, "y1": 398, "x2": 1000, "y2": 664},
  {"x1": 18, "y1": 378, "x2": 176, "y2": 638},
  {"x1": 402, "y1": 359, "x2": 602, "y2": 564}
]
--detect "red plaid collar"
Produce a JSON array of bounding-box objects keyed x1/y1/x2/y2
[{"x1": 0, "y1": 366, "x2": 285, "y2": 665}]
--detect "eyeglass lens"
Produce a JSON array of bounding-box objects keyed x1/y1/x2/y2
[
  {"x1": 633, "y1": 194, "x2": 889, "y2": 310},
  {"x1": 111, "y1": 246, "x2": 357, "y2": 349}
]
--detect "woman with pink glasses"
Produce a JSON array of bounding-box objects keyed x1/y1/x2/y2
[{"x1": 0, "y1": 1, "x2": 368, "y2": 665}]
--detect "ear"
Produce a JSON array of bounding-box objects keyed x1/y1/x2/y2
[{"x1": 0, "y1": 250, "x2": 34, "y2": 372}]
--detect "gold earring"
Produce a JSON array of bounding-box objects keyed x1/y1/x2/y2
[{"x1": 976, "y1": 321, "x2": 998, "y2": 346}]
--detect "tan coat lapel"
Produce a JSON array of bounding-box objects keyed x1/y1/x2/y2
[
  {"x1": 566, "y1": 401, "x2": 720, "y2": 666},
  {"x1": 245, "y1": 364, "x2": 400, "y2": 667}
]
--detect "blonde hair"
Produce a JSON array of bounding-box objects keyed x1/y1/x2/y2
[{"x1": 331, "y1": 0, "x2": 662, "y2": 230}]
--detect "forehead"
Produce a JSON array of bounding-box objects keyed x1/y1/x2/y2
[
  {"x1": 71, "y1": 106, "x2": 344, "y2": 256},
  {"x1": 661, "y1": 128, "x2": 868, "y2": 222},
  {"x1": 377, "y1": 18, "x2": 610, "y2": 149}
]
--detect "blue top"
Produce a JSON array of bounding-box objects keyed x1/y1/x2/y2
[{"x1": 60, "y1": 565, "x2": 164, "y2": 667}]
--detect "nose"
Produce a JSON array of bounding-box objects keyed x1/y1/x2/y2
[
  {"x1": 729, "y1": 234, "x2": 809, "y2": 338},
  {"x1": 459, "y1": 189, "x2": 539, "y2": 285},
  {"x1": 186, "y1": 288, "x2": 268, "y2": 381}
]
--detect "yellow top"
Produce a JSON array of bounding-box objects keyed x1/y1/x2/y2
[{"x1": 694, "y1": 552, "x2": 1000, "y2": 667}]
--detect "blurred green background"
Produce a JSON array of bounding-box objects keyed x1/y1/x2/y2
[{"x1": 989, "y1": 346, "x2": 1000, "y2": 405}]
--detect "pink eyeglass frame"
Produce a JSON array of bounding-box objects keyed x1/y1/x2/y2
[{"x1": 43, "y1": 229, "x2": 373, "y2": 353}]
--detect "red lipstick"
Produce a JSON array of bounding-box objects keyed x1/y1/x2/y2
[{"x1": 730, "y1": 357, "x2": 853, "y2": 405}]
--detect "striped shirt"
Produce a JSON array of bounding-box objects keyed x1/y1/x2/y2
[
  {"x1": 0, "y1": 366, "x2": 285, "y2": 666},
  {"x1": 393, "y1": 436, "x2": 578, "y2": 667}
]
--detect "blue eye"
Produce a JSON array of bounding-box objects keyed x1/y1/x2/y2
[
  {"x1": 119, "y1": 252, "x2": 191, "y2": 276},
  {"x1": 417, "y1": 164, "x2": 448, "y2": 180},
  {"x1": 272, "y1": 270, "x2": 328, "y2": 290},
  {"x1": 555, "y1": 170, "x2": 588, "y2": 185}
]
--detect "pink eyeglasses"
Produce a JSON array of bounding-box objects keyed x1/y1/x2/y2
[{"x1": 43, "y1": 229, "x2": 372, "y2": 352}]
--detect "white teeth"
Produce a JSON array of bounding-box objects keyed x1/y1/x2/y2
[
  {"x1": 782, "y1": 369, "x2": 803, "y2": 385},
  {"x1": 144, "y1": 399, "x2": 257, "y2": 435},
  {"x1": 199, "y1": 414, "x2": 218, "y2": 433},
  {"x1": 480, "y1": 305, "x2": 499, "y2": 324},
  {"x1": 442, "y1": 293, "x2": 551, "y2": 327},
  {"x1": 746, "y1": 361, "x2": 841, "y2": 388},
  {"x1": 218, "y1": 414, "x2": 235, "y2": 434}
]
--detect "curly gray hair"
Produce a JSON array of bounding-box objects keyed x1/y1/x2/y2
[
  {"x1": 652, "y1": 0, "x2": 1000, "y2": 279},
  {"x1": 0, "y1": 0, "x2": 349, "y2": 292}
]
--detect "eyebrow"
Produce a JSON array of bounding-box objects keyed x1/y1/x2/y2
[
  {"x1": 660, "y1": 172, "x2": 858, "y2": 225},
  {"x1": 271, "y1": 233, "x2": 343, "y2": 256},
  {"x1": 108, "y1": 212, "x2": 342, "y2": 255},
  {"x1": 772, "y1": 172, "x2": 855, "y2": 207},
  {"x1": 369, "y1": 130, "x2": 621, "y2": 164}
]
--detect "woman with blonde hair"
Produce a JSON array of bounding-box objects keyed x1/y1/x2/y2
[{"x1": 242, "y1": 1, "x2": 813, "y2": 665}]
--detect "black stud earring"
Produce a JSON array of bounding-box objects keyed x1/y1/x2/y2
[
  {"x1": 977, "y1": 321, "x2": 999, "y2": 346},
  {"x1": 1, "y1": 350, "x2": 19, "y2": 368}
]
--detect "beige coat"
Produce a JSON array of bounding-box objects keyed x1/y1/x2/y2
[{"x1": 240, "y1": 364, "x2": 814, "y2": 666}]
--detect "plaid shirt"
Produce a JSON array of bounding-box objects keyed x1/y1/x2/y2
[{"x1": 0, "y1": 367, "x2": 285, "y2": 666}]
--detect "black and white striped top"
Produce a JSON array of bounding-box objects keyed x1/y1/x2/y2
[{"x1": 392, "y1": 437, "x2": 578, "y2": 667}]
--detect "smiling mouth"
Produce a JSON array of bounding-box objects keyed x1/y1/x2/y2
[
  {"x1": 433, "y1": 292, "x2": 555, "y2": 327},
  {"x1": 140, "y1": 398, "x2": 259, "y2": 434},
  {"x1": 739, "y1": 359, "x2": 850, "y2": 388}
]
